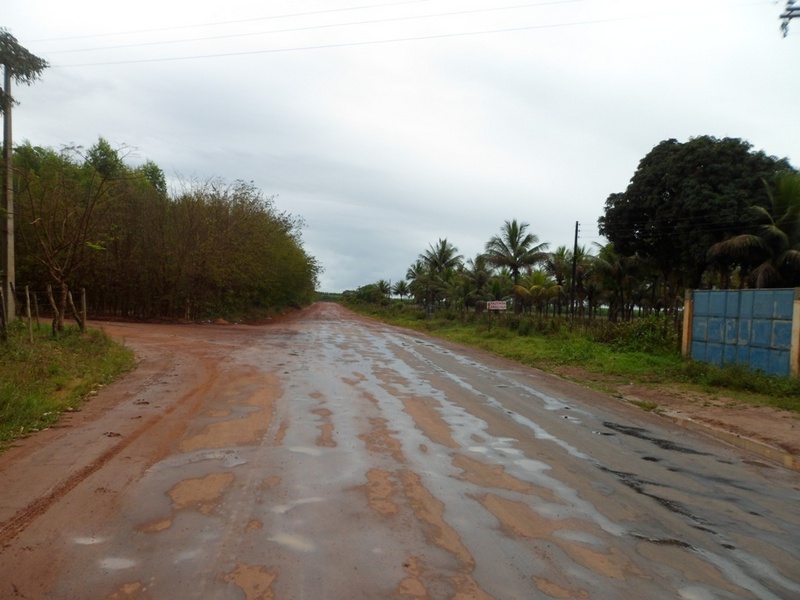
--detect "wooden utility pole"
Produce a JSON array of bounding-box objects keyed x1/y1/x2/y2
[
  {"x1": 0, "y1": 29, "x2": 48, "y2": 323},
  {"x1": 570, "y1": 221, "x2": 578, "y2": 318},
  {"x1": 2, "y1": 65, "x2": 15, "y2": 320}
]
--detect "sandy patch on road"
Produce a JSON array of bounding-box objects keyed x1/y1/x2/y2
[
  {"x1": 179, "y1": 371, "x2": 278, "y2": 452},
  {"x1": 402, "y1": 397, "x2": 459, "y2": 449},
  {"x1": 220, "y1": 562, "x2": 277, "y2": 600}
]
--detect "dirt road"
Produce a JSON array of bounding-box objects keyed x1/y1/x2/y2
[{"x1": 1, "y1": 303, "x2": 799, "y2": 599}]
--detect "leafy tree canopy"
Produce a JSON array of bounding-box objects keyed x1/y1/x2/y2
[{"x1": 598, "y1": 136, "x2": 794, "y2": 288}]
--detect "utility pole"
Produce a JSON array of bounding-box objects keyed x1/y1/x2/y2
[
  {"x1": 570, "y1": 221, "x2": 578, "y2": 318},
  {"x1": 2, "y1": 65, "x2": 14, "y2": 320},
  {"x1": 782, "y1": 0, "x2": 800, "y2": 36},
  {"x1": 0, "y1": 30, "x2": 48, "y2": 323}
]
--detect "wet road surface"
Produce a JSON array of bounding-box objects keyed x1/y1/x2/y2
[{"x1": 1, "y1": 303, "x2": 799, "y2": 599}]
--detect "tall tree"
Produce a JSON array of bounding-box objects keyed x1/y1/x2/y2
[
  {"x1": 14, "y1": 140, "x2": 125, "y2": 329},
  {"x1": 485, "y1": 219, "x2": 548, "y2": 284},
  {"x1": 1, "y1": 29, "x2": 48, "y2": 320},
  {"x1": 418, "y1": 239, "x2": 462, "y2": 307},
  {"x1": 598, "y1": 136, "x2": 793, "y2": 289}
]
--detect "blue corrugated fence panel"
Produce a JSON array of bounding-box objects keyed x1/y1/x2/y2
[
  {"x1": 736, "y1": 345, "x2": 751, "y2": 364},
  {"x1": 690, "y1": 288, "x2": 796, "y2": 376},
  {"x1": 724, "y1": 318, "x2": 738, "y2": 344},
  {"x1": 725, "y1": 291, "x2": 739, "y2": 316},
  {"x1": 751, "y1": 319, "x2": 773, "y2": 348},
  {"x1": 723, "y1": 344, "x2": 738, "y2": 364},
  {"x1": 774, "y1": 289, "x2": 795, "y2": 319},
  {"x1": 750, "y1": 347, "x2": 770, "y2": 373},
  {"x1": 708, "y1": 292, "x2": 727, "y2": 317},
  {"x1": 706, "y1": 344, "x2": 724, "y2": 366},
  {"x1": 737, "y1": 318, "x2": 751, "y2": 345},
  {"x1": 694, "y1": 291, "x2": 710, "y2": 316},
  {"x1": 772, "y1": 321, "x2": 793, "y2": 350},
  {"x1": 707, "y1": 318, "x2": 724, "y2": 344},
  {"x1": 740, "y1": 290, "x2": 754, "y2": 317},
  {"x1": 768, "y1": 350, "x2": 790, "y2": 377},
  {"x1": 693, "y1": 317, "x2": 708, "y2": 342},
  {"x1": 753, "y1": 292, "x2": 775, "y2": 318}
]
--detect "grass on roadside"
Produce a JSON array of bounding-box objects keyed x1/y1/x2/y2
[
  {"x1": 351, "y1": 303, "x2": 800, "y2": 414},
  {"x1": 0, "y1": 321, "x2": 135, "y2": 448}
]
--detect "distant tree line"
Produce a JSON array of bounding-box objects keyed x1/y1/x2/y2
[
  {"x1": 350, "y1": 136, "x2": 800, "y2": 321},
  {"x1": 11, "y1": 138, "x2": 320, "y2": 326}
]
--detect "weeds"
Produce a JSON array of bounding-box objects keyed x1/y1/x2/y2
[{"x1": 0, "y1": 323, "x2": 135, "y2": 447}]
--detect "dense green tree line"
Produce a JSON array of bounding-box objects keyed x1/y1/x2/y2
[
  {"x1": 11, "y1": 138, "x2": 319, "y2": 324},
  {"x1": 352, "y1": 136, "x2": 800, "y2": 321}
]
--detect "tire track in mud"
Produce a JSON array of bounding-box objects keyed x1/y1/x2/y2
[
  {"x1": 347, "y1": 375, "x2": 494, "y2": 599},
  {"x1": 0, "y1": 369, "x2": 220, "y2": 547}
]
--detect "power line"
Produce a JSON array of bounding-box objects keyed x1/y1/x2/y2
[
  {"x1": 52, "y1": 14, "x2": 648, "y2": 68},
  {"x1": 28, "y1": 0, "x2": 437, "y2": 43},
  {"x1": 46, "y1": 1, "x2": 590, "y2": 55}
]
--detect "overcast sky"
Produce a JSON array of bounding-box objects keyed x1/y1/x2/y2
[{"x1": 5, "y1": 0, "x2": 800, "y2": 292}]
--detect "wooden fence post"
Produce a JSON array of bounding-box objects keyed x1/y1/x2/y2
[
  {"x1": 25, "y1": 285, "x2": 32, "y2": 343},
  {"x1": 681, "y1": 289, "x2": 694, "y2": 358}
]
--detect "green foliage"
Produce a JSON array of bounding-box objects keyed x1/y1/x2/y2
[
  {"x1": 0, "y1": 28, "x2": 49, "y2": 110},
  {"x1": 13, "y1": 142, "x2": 320, "y2": 320},
  {"x1": 599, "y1": 136, "x2": 794, "y2": 288},
  {"x1": 0, "y1": 323, "x2": 134, "y2": 447},
  {"x1": 708, "y1": 171, "x2": 800, "y2": 287},
  {"x1": 588, "y1": 315, "x2": 680, "y2": 354},
  {"x1": 485, "y1": 219, "x2": 548, "y2": 284}
]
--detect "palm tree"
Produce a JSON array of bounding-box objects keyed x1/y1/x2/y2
[
  {"x1": 520, "y1": 269, "x2": 561, "y2": 316},
  {"x1": 421, "y1": 238, "x2": 463, "y2": 276},
  {"x1": 392, "y1": 279, "x2": 410, "y2": 301},
  {"x1": 376, "y1": 279, "x2": 392, "y2": 299},
  {"x1": 419, "y1": 239, "x2": 463, "y2": 307},
  {"x1": 593, "y1": 242, "x2": 641, "y2": 321},
  {"x1": 406, "y1": 260, "x2": 431, "y2": 306},
  {"x1": 544, "y1": 246, "x2": 571, "y2": 315},
  {"x1": 485, "y1": 220, "x2": 548, "y2": 284},
  {"x1": 462, "y1": 254, "x2": 492, "y2": 306},
  {"x1": 708, "y1": 172, "x2": 800, "y2": 288}
]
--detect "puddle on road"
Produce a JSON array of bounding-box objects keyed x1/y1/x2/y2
[
  {"x1": 477, "y1": 492, "x2": 640, "y2": 581},
  {"x1": 269, "y1": 533, "x2": 316, "y2": 552},
  {"x1": 271, "y1": 497, "x2": 324, "y2": 515},
  {"x1": 99, "y1": 557, "x2": 137, "y2": 570},
  {"x1": 73, "y1": 536, "x2": 106, "y2": 545},
  {"x1": 287, "y1": 446, "x2": 323, "y2": 457},
  {"x1": 452, "y1": 453, "x2": 542, "y2": 497}
]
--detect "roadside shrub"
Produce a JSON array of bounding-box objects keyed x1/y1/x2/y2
[{"x1": 590, "y1": 315, "x2": 678, "y2": 355}]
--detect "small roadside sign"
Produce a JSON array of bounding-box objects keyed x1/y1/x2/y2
[{"x1": 487, "y1": 301, "x2": 507, "y2": 311}]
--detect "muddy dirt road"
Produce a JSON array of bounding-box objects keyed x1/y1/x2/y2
[{"x1": 1, "y1": 303, "x2": 799, "y2": 599}]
